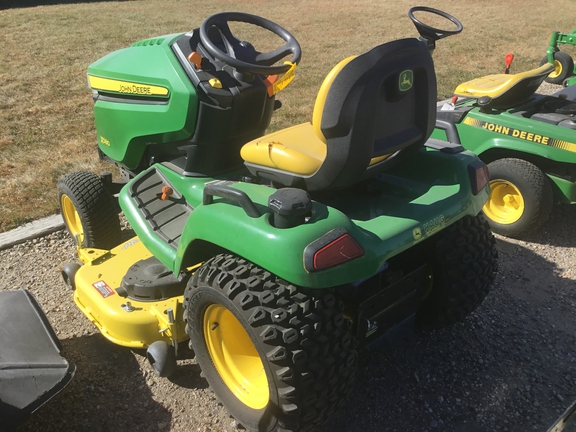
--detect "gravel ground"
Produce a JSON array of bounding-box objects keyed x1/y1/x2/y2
[{"x1": 3, "y1": 83, "x2": 576, "y2": 432}]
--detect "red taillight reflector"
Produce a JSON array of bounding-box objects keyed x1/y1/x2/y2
[
  {"x1": 468, "y1": 160, "x2": 490, "y2": 195},
  {"x1": 313, "y1": 234, "x2": 364, "y2": 270}
]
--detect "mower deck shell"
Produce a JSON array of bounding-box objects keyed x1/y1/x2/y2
[{"x1": 72, "y1": 238, "x2": 187, "y2": 348}]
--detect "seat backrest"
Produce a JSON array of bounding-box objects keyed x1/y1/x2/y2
[{"x1": 305, "y1": 38, "x2": 437, "y2": 191}]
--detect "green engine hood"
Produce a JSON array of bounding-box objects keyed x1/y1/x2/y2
[{"x1": 87, "y1": 34, "x2": 199, "y2": 170}]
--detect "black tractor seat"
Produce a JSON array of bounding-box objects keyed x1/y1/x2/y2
[{"x1": 241, "y1": 38, "x2": 437, "y2": 192}]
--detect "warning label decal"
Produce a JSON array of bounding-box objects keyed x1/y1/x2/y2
[{"x1": 93, "y1": 280, "x2": 115, "y2": 298}]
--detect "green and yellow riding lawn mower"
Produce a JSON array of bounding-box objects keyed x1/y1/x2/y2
[
  {"x1": 433, "y1": 45, "x2": 576, "y2": 238},
  {"x1": 58, "y1": 7, "x2": 497, "y2": 431}
]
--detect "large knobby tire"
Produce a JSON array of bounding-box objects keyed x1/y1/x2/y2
[
  {"x1": 57, "y1": 171, "x2": 122, "y2": 249},
  {"x1": 184, "y1": 254, "x2": 358, "y2": 432},
  {"x1": 416, "y1": 214, "x2": 498, "y2": 329},
  {"x1": 482, "y1": 158, "x2": 553, "y2": 238},
  {"x1": 541, "y1": 51, "x2": 574, "y2": 84}
]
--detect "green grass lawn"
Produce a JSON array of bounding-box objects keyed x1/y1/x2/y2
[{"x1": 1, "y1": 0, "x2": 575, "y2": 231}]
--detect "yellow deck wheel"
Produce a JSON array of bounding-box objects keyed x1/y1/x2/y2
[
  {"x1": 203, "y1": 304, "x2": 269, "y2": 410},
  {"x1": 483, "y1": 179, "x2": 525, "y2": 224}
]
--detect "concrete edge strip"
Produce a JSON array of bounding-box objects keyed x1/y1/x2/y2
[{"x1": 0, "y1": 215, "x2": 65, "y2": 251}]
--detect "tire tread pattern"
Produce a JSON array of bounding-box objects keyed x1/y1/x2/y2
[
  {"x1": 184, "y1": 254, "x2": 358, "y2": 432},
  {"x1": 417, "y1": 214, "x2": 498, "y2": 329},
  {"x1": 487, "y1": 158, "x2": 553, "y2": 238},
  {"x1": 57, "y1": 171, "x2": 121, "y2": 249}
]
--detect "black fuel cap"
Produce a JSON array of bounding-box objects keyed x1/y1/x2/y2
[{"x1": 268, "y1": 188, "x2": 312, "y2": 228}]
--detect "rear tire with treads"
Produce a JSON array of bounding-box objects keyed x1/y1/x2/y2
[
  {"x1": 417, "y1": 214, "x2": 498, "y2": 329},
  {"x1": 184, "y1": 254, "x2": 358, "y2": 432}
]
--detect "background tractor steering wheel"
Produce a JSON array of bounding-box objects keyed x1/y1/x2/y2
[
  {"x1": 408, "y1": 6, "x2": 463, "y2": 42},
  {"x1": 199, "y1": 12, "x2": 302, "y2": 76}
]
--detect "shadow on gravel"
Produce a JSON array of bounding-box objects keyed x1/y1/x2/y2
[
  {"x1": 522, "y1": 203, "x2": 576, "y2": 247},
  {"x1": 319, "y1": 233, "x2": 576, "y2": 432},
  {"x1": 16, "y1": 334, "x2": 173, "y2": 432}
]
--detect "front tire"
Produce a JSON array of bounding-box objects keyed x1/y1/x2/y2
[
  {"x1": 57, "y1": 171, "x2": 122, "y2": 249},
  {"x1": 541, "y1": 52, "x2": 574, "y2": 84},
  {"x1": 482, "y1": 158, "x2": 553, "y2": 238},
  {"x1": 417, "y1": 214, "x2": 498, "y2": 329},
  {"x1": 184, "y1": 254, "x2": 357, "y2": 432}
]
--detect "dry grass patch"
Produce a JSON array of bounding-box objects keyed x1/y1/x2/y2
[{"x1": 0, "y1": 0, "x2": 575, "y2": 231}]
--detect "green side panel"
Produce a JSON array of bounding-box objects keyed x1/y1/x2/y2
[
  {"x1": 432, "y1": 108, "x2": 576, "y2": 164},
  {"x1": 88, "y1": 34, "x2": 198, "y2": 169},
  {"x1": 548, "y1": 173, "x2": 576, "y2": 203},
  {"x1": 119, "y1": 146, "x2": 488, "y2": 289}
]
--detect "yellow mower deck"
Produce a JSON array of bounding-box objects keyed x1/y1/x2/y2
[{"x1": 73, "y1": 237, "x2": 187, "y2": 349}]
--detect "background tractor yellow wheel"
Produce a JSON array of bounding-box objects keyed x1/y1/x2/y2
[
  {"x1": 541, "y1": 51, "x2": 574, "y2": 84},
  {"x1": 483, "y1": 180, "x2": 525, "y2": 225},
  {"x1": 483, "y1": 158, "x2": 553, "y2": 238}
]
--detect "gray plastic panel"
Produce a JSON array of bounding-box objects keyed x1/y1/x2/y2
[
  {"x1": 129, "y1": 168, "x2": 193, "y2": 249},
  {"x1": 0, "y1": 289, "x2": 75, "y2": 430}
]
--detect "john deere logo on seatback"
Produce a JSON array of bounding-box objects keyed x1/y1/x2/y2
[{"x1": 399, "y1": 70, "x2": 413, "y2": 91}]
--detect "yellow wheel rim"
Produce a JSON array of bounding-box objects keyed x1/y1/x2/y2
[
  {"x1": 60, "y1": 194, "x2": 84, "y2": 244},
  {"x1": 549, "y1": 59, "x2": 563, "y2": 79},
  {"x1": 483, "y1": 180, "x2": 525, "y2": 224},
  {"x1": 204, "y1": 304, "x2": 269, "y2": 410}
]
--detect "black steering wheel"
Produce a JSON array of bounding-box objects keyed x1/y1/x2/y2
[
  {"x1": 199, "y1": 12, "x2": 302, "y2": 76},
  {"x1": 408, "y1": 6, "x2": 463, "y2": 42}
]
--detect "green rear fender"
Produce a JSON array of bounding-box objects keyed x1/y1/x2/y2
[{"x1": 175, "y1": 196, "x2": 383, "y2": 289}]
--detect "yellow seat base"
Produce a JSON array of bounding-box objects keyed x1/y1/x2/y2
[
  {"x1": 454, "y1": 63, "x2": 554, "y2": 99},
  {"x1": 241, "y1": 123, "x2": 327, "y2": 176},
  {"x1": 241, "y1": 123, "x2": 392, "y2": 176}
]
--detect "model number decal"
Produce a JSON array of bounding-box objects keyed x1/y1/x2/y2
[
  {"x1": 423, "y1": 215, "x2": 446, "y2": 236},
  {"x1": 463, "y1": 117, "x2": 576, "y2": 152},
  {"x1": 413, "y1": 215, "x2": 446, "y2": 242}
]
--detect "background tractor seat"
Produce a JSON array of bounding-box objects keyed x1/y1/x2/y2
[
  {"x1": 241, "y1": 38, "x2": 437, "y2": 191},
  {"x1": 453, "y1": 63, "x2": 555, "y2": 109}
]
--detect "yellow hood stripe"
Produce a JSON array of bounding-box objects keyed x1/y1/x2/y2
[{"x1": 88, "y1": 75, "x2": 169, "y2": 98}]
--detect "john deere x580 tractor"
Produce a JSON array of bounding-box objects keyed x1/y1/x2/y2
[{"x1": 58, "y1": 7, "x2": 497, "y2": 431}]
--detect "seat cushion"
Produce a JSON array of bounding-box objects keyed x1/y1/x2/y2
[
  {"x1": 454, "y1": 63, "x2": 554, "y2": 99},
  {"x1": 240, "y1": 123, "x2": 326, "y2": 176}
]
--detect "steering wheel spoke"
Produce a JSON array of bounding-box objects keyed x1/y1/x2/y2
[{"x1": 254, "y1": 45, "x2": 293, "y2": 66}]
